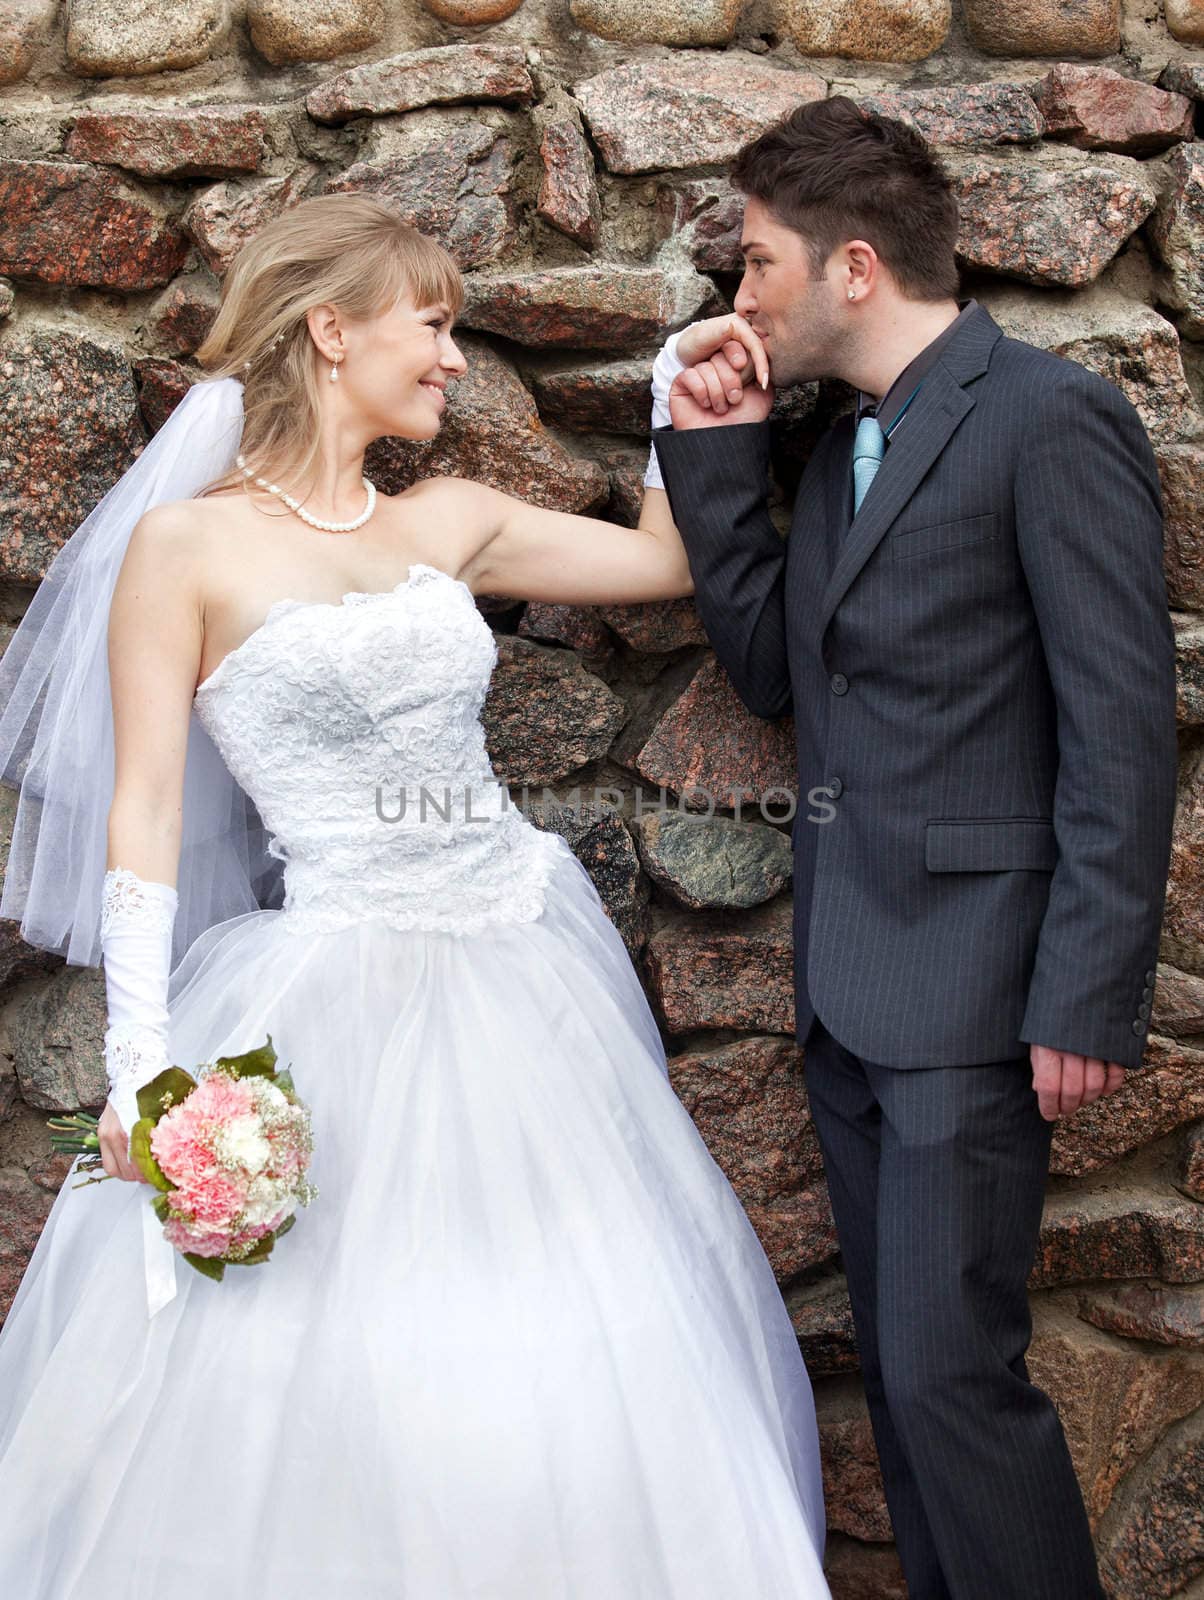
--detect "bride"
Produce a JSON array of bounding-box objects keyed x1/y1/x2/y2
[{"x1": 0, "y1": 193, "x2": 830, "y2": 1598}]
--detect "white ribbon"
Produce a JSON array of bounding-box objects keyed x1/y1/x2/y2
[{"x1": 142, "y1": 1192, "x2": 178, "y2": 1317}]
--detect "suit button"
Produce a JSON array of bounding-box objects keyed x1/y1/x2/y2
[
  {"x1": 1131, "y1": 1018, "x2": 1146, "y2": 1036},
  {"x1": 1141, "y1": 986, "x2": 1152, "y2": 1002},
  {"x1": 830, "y1": 673, "x2": 849, "y2": 695},
  {"x1": 1137, "y1": 1002, "x2": 1151, "y2": 1019},
  {"x1": 1146, "y1": 969, "x2": 1156, "y2": 984},
  {"x1": 829, "y1": 777, "x2": 844, "y2": 799}
]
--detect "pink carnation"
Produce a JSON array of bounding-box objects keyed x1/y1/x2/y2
[
  {"x1": 172, "y1": 1172, "x2": 245, "y2": 1230},
  {"x1": 163, "y1": 1220, "x2": 229, "y2": 1257},
  {"x1": 190, "y1": 1072, "x2": 255, "y2": 1122},
  {"x1": 149, "y1": 1121, "x2": 216, "y2": 1186}
]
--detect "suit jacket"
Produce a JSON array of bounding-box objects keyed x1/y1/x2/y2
[{"x1": 652, "y1": 304, "x2": 1178, "y2": 1071}]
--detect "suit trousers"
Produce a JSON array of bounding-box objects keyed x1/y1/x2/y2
[{"x1": 802, "y1": 1014, "x2": 1105, "y2": 1600}]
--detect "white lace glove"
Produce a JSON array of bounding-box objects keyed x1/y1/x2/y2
[
  {"x1": 643, "y1": 328, "x2": 688, "y2": 491},
  {"x1": 100, "y1": 865, "x2": 178, "y2": 1147}
]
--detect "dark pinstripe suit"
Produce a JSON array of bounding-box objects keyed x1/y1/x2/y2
[{"x1": 652, "y1": 305, "x2": 1178, "y2": 1599}]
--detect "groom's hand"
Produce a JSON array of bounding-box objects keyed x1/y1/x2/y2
[
  {"x1": 1030, "y1": 1044, "x2": 1125, "y2": 1120},
  {"x1": 669, "y1": 314, "x2": 775, "y2": 432}
]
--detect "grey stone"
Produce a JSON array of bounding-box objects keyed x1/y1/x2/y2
[
  {"x1": 633, "y1": 808, "x2": 792, "y2": 909},
  {"x1": 481, "y1": 637, "x2": 626, "y2": 787},
  {"x1": 66, "y1": 0, "x2": 229, "y2": 78},
  {"x1": 568, "y1": 0, "x2": 742, "y2": 45},
  {"x1": 1166, "y1": 0, "x2": 1204, "y2": 44},
  {"x1": 573, "y1": 56, "x2": 826, "y2": 176},
  {"x1": 1150, "y1": 143, "x2": 1204, "y2": 342},
  {"x1": 979, "y1": 282, "x2": 1199, "y2": 443},
  {"x1": 0, "y1": 328, "x2": 143, "y2": 585},
  {"x1": 1160, "y1": 62, "x2": 1204, "y2": 102},
  {"x1": 656, "y1": 178, "x2": 745, "y2": 272},
  {"x1": 950, "y1": 151, "x2": 1157, "y2": 289},
  {"x1": 525, "y1": 796, "x2": 649, "y2": 955},
  {"x1": 459, "y1": 265, "x2": 711, "y2": 352},
  {"x1": 852, "y1": 81, "x2": 1045, "y2": 147},
  {"x1": 326, "y1": 123, "x2": 517, "y2": 272},
  {"x1": 1177, "y1": 624, "x2": 1204, "y2": 726},
  {"x1": 305, "y1": 44, "x2": 533, "y2": 125},
  {"x1": 11, "y1": 967, "x2": 108, "y2": 1113},
  {"x1": 0, "y1": 0, "x2": 57, "y2": 85},
  {"x1": 246, "y1": 0, "x2": 384, "y2": 65}
]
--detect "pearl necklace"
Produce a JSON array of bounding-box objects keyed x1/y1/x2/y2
[{"x1": 235, "y1": 453, "x2": 377, "y2": 533}]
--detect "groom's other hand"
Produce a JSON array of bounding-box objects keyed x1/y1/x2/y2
[
  {"x1": 1030, "y1": 1044, "x2": 1125, "y2": 1120},
  {"x1": 669, "y1": 315, "x2": 774, "y2": 430}
]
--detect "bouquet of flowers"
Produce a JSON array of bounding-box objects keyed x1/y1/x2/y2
[{"x1": 47, "y1": 1035, "x2": 318, "y2": 1283}]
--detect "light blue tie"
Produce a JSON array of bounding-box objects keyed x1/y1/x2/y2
[{"x1": 852, "y1": 413, "x2": 886, "y2": 516}]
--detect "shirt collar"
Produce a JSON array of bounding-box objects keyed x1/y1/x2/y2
[{"x1": 855, "y1": 297, "x2": 979, "y2": 431}]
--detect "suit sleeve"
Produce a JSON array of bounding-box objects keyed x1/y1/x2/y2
[
  {"x1": 652, "y1": 420, "x2": 793, "y2": 720},
  {"x1": 1014, "y1": 368, "x2": 1178, "y2": 1069}
]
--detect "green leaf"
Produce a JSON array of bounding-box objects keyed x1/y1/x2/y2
[
  {"x1": 215, "y1": 1034, "x2": 278, "y2": 1080},
  {"x1": 137, "y1": 1067, "x2": 199, "y2": 1123},
  {"x1": 238, "y1": 1233, "x2": 276, "y2": 1265},
  {"x1": 274, "y1": 1212, "x2": 297, "y2": 1239},
  {"x1": 275, "y1": 1068, "x2": 296, "y2": 1099},
  {"x1": 151, "y1": 1193, "x2": 172, "y2": 1224},
  {"x1": 130, "y1": 1119, "x2": 173, "y2": 1191},
  {"x1": 182, "y1": 1252, "x2": 225, "y2": 1283}
]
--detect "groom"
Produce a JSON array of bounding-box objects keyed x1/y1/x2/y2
[{"x1": 648, "y1": 97, "x2": 1178, "y2": 1598}]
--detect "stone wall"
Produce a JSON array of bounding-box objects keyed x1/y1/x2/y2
[{"x1": 1, "y1": 1, "x2": 1203, "y2": 1594}]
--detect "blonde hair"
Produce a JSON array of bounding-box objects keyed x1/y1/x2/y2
[{"x1": 192, "y1": 192, "x2": 463, "y2": 499}]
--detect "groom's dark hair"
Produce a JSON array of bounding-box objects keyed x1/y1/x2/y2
[{"x1": 730, "y1": 96, "x2": 961, "y2": 302}]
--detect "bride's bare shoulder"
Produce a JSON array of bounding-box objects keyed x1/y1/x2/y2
[
  {"x1": 388, "y1": 475, "x2": 503, "y2": 565},
  {"x1": 125, "y1": 493, "x2": 247, "y2": 610},
  {"x1": 132, "y1": 490, "x2": 240, "y2": 540}
]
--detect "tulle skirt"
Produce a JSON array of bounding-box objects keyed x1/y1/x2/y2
[{"x1": 0, "y1": 841, "x2": 829, "y2": 1597}]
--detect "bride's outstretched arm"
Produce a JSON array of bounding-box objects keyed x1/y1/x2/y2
[
  {"x1": 454, "y1": 317, "x2": 771, "y2": 608},
  {"x1": 100, "y1": 504, "x2": 203, "y2": 1181},
  {"x1": 452, "y1": 476, "x2": 695, "y2": 607}
]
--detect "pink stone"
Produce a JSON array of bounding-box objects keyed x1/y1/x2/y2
[
  {"x1": 636, "y1": 653, "x2": 796, "y2": 812},
  {"x1": 182, "y1": 169, "x2": 311, "y2": 277},
  {"x1": 0, "y1": 161, "x2": 187, "y2": 290},
  {"x1": 1034, "y1": 64, "x2": 1195, "y2": 154},
  {"x1": 536, "y1": 119, "x2": 599, "y2": 250},
  {"x1": 65, "y1": 106, "x2": 267, "y2": 179}
]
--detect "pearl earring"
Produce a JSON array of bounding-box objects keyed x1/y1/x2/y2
[
  {"x1": 329, "y1": 355, "x2": 341, "y2": 383},
  {"x1": 848, "y1": 290, "x2": 855, "y2": 300}
]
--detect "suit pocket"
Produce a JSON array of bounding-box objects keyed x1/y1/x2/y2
[
  {"x1": 890, "y1": 511, "x2": 1000, "y2": 560},
  {"x1": 925, "y1": 818, "x2": 1057, "y2": 872}
]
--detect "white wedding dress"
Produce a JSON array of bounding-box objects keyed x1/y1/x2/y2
[{"x1": 0, "y1": 561, "x2": 829, "y2": 1598}]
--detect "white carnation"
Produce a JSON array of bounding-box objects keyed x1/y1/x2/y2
[{"x1": 215, "y1": 1114, "x2": 271, "y2": 1175}]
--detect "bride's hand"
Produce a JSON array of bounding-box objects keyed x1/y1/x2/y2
[
  {"x1": 676, "y1": 314, "x2": 770, "y2": 389},
  {"x1": 98, "y1": 1100, "x2": 147, "y2": 1182},
  {"x1": 668, "y1": 315, "x2": 774, "y2": 430}
]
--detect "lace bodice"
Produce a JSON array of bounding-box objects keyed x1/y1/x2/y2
[{"x1": 191, "y1": 563, "x2": 565, "y2": 936}]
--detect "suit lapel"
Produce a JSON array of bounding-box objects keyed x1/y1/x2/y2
[{"x1": 812, "y1": 305, "x2": 1004, "y2": 642}]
